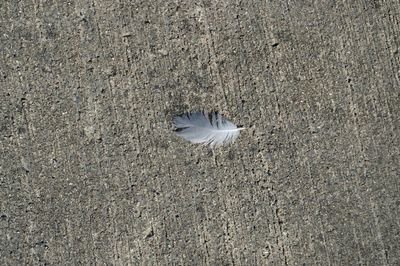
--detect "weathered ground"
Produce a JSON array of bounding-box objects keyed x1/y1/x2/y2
[{"x1": 1, "y1": 0, "x2": 399, "y2": 265}]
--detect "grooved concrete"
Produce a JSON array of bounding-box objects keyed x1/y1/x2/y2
[{"x1": 1, "y1": 1, "x2": 399, "y2": 265}]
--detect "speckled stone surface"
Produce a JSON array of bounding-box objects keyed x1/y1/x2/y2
[{"x1": 1, "y1": 1, "x2": 399, "y2": 265}]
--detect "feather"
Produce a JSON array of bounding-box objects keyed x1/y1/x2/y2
[{"x1": 173, "y1": 111, "x2": 244, "y2": 148}]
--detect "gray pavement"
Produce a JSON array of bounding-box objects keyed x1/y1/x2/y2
[{"x1": 1, "y1": 1, "x2": 399, "y2": 265}]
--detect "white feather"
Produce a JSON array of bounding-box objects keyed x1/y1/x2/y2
[{"x1": 173, "y1": 111, "x2": 244, "y2": 147}]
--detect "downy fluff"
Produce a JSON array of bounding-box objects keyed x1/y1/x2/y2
[{"x1": 173, "y1": 111, "x2": 244, "y2": 148}]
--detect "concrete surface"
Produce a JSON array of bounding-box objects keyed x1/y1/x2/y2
[{"x1": 1, "y1": 0, "x2": 399, "y2": 265}]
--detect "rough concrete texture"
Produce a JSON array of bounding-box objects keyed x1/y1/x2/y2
[{"x1": 1, "y1": 0, "x2": 399, "y2": 265}]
